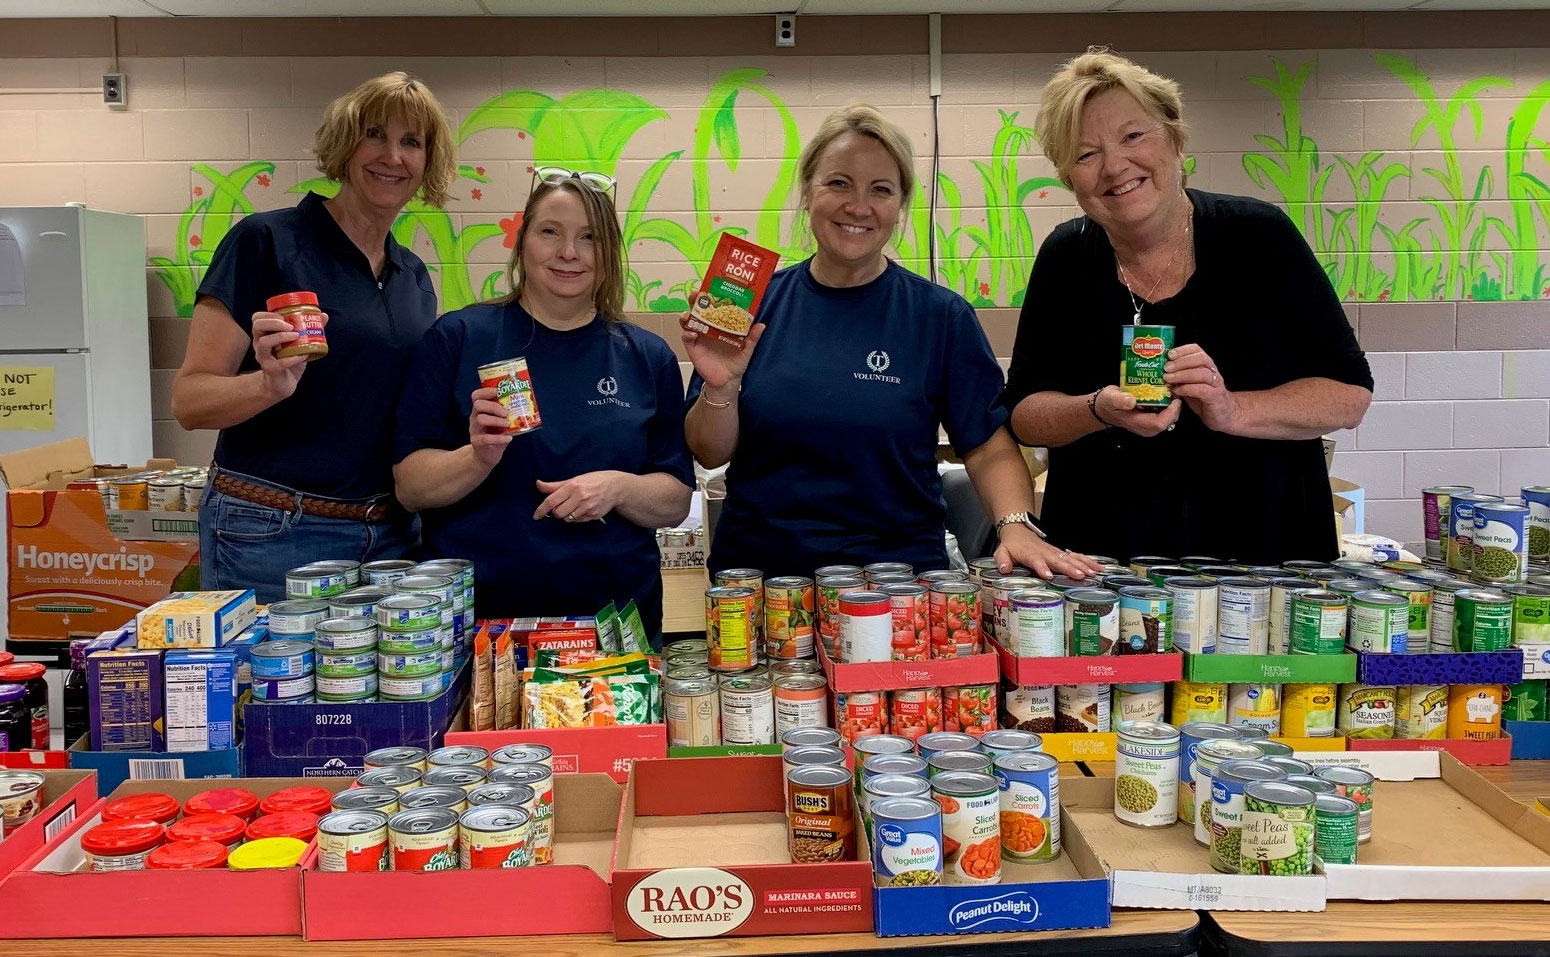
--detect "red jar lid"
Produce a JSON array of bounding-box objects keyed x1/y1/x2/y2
[
  {"x1": 246, "y1": 811, "x2": 319, "y2": 842},
  {"x1": 0, "y1": 652, "x2": 12, "y2": 667},
  {"x1": 167, "y1": 813, "x2": 247, "y2": 846},
  {"x1": 184, "y1": 788, "x2": 260, "y2": 821},
  {"x1": 259, "y1": 786, "x2": 333, "y2": 816},
  {"x1": 80, "y1": 819, "x2": 164, "y2": 856},
  {"x1": 102, "y1": 792, "x2": 180, "y2": 825},
  {"x1": 0, "y1": 662, "x2": 45, "y2": 682},
  {"x1": 146, "y1": 840, "x2": 228, "y2": 870},
  {"x1": 266, "y1": 291, "x2": 319, "y2": 310}
]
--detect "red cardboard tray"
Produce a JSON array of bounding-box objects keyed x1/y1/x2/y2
[
  {"x1": 445, "y1": 724, "x2": 667, "y2": 782},
  {"x1": 1342, "y1": 731, "x2": 1512, "y2": 766},
  {"x1": 300, "y1": 772, "x2": 620, "y2": 940},
  {"x1": 990, "y1": 639, "x2": 1182, "y2": 685},
  {"x1": 610, "y1": 755, "x2": 873, "y2": 941},
  {"x1": 0, "y1": 750, "x2": 70, "y2": 771},
  {"x1": 819, "y1": 643, "x2": 998, "y2": 693},
  {"x1": 0, "y1": 769, "x2": 95, "y2": 882}
]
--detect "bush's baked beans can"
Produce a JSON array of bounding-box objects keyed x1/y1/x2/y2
[
  {"x1": 816, "y1": 575, "x2": 865, "y2": 659},
  {"x1": 782, "y1": 744, "x2": 846, "y2": 813},
  {"x1": 1167, "y1": 577, "x2": 1218, "y2": 654},
  {"x1": 887, "y1": 688, "x2": 942, "y2": 743},
  {"x1": 882, "y1": 583, "x2": 930, "y2": 662},
  {"x1": 478, "y1": 357, "x2": 541, "y2": 434},
  {"x1": 1008, "y1": 589, "x2": 1064, "y2": 657},
  {"x1": 764, "y1": 576, "x2": 815, "y2": 660},
  {"x1": 486, "y1": 763, "x2": 553, "y2": 863},
  {"x1": 929, "y1": 581, "x2": 983, "y2": 659},
  {"x1": 782, "y1": 727, "x2": 842, "y2": 753},
  {"x1": 787, "y1": 764, "x2": 854, "y2": 863},
  {"x1": 388, "y1": 807, "x2": 458, "y2": 871},
  {"x1": 932, "y1": 770, "x2": 1000, "y2": 885},
  {"x1": 870, "y1": 795, "x2": 943, "y2": 887},
  {"x1": 666, "y1": 677, "x2": 720, "y2": 747},
  {"x1": 706, "y1": 586, "x2": 758, "y2": 671},
  {"x1": 773, "y1": 673, "x2": 828, "y2": 737},
  {"x1": 459, "y1": 804, "x2": 532, "y2": 869},
  {"x1": 945, "y1": 684, "x2": 997, "y2": 737},
  {"x1": 839, "y1": 591, "x2": 892, "y2": 663},
  {"x1": 720, "y1": 673, "x2": 775, "y2": 746},
  {"x1": 317, "y1": 809, "x2": 389, "y2": 872},
  {"x1": 987, "y1": 575, "x2": 1039, "y2": 642},
  {"x1": 716, "y1": 568, "x2": 765, "y2": 645},
  {"x1": 993, "y1": 750, "x2": 1059, "y2": 863}
]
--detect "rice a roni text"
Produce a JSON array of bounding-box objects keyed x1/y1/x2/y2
[{"x1": 681, "y1": 234, "x2": 779, "y2": 349}]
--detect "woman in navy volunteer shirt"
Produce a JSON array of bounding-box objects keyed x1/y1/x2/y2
[
  {"x1": 394, "y1": 171, "x2": 693, "y2": 640},
  {"x1": 685, "y1": 104, "x2": 1099, "y2": 581},
  {"x1": 172, "y1": 72, "x2": 455, "y2": 603}
]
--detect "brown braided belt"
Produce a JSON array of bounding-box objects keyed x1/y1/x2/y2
[{"x1": 212, "y1": 472, "x2": 398, "y2": 523}]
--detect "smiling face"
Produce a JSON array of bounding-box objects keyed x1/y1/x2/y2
[
  {"x1": 1068, "y1": 87, "x2": 1185, "y2": 240},
  {"x1": 519, "y1": 187, "x2": 597, "y2": 305},
  {"x1": 343, "y1": 114, "x2": 427, "y2": 213},
  {"x1": 803, "y1": 131, "x2": 904, "y2": 278}
]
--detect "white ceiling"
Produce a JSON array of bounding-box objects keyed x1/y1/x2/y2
[{"x1": 0, "y1": 0, "x2": 1546, "y2": 14}]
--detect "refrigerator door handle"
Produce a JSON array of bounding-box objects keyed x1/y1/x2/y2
[{"x1": 39, "y1": 231, "x2": 67, "y2": 238}]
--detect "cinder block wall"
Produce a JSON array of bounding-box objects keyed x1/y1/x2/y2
[{"x1": 3, "y1": 12, "x2": 1549, "y2": 547}]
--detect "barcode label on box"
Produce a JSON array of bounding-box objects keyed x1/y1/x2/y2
[
  {"x1": 43, "y1": 803, "x2": 77, "y2": 842},
  {"x1": 128, "y1": 758, "x2": 186, "y2": 779}
]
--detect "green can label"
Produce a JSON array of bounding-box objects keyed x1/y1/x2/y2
[
  {"x1": 1119, "y1": 325, "x2": 1176, "y2": 408},
  {"x1": 1455, "y1": 593, "x2": 1513, "y2": 652},
  {"x1": 1290, "y1": 595, "x2": 1346, "y2": 655},
  {"x1": 1240, "y1": 793, "x2": 1314, "y2": 876},
  {"x1": 1512, "y1": 588, "x2": 1550, "y2": 644},
  {"x1": 1315, "y1": 809, "x2": 1358, "y2": 865},
  {"x1": 1504, "y1": 680, "x2": 1547, "y2": 722}
]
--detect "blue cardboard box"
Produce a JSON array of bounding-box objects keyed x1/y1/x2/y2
[
  {"x1": 1357, "y1": 649, "x2": 1524, "y2": 686},
  {"x1": 242, "y1": 663, "x2": 468, "y2": 777},
  {"x1": 1506, "y1": 720, "x2": 1550, "y2": 759},
  {"x1": 68, "y1": 735, "x2": 242, "y2": 792}
]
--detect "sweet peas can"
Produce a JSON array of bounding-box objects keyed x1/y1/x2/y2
[{"x1": 1423, "y1": 486, "x2": 1473, "y2": 563}]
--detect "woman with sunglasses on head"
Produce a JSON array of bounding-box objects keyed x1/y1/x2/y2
[
  {"x1": 1002, "y1": 50, "x2": 1371, "y2": 563},
  {"x1": 172, "y1": 72, "x2": 454, "y2": 603},
  {"x1": 684, "y1": 104, "x2": 1098, "y2": 581},
  {"x1": 394, "y1": 168, "x2": 694, "y2": 642}
]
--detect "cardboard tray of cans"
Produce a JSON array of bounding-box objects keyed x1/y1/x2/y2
[
  {"x1": 1355, "y1": 649, "x2": 1524, "y2": 686},
  {"x1": 609, "y1": 755, "x2": 874, "y2": 941},
  {"x1": 817, "y1": 643, "x2": 998, "y2": 693},
  {"x1": 867, "y1": 800, "x2": 1111, "y2": 937},
  {"x1": 990, "y1": 639, "x2": 1183, "y2": 686},
  {"x1": 0, "y1": 776, "x2": 354, "y2": 938},
  {"x1": 446, "y1": 724, "x2": 668, "y2": 784},
  {"x1": 1184, "y1": 652, "x2": 1358, "y2": 685},
  {"x1": 299, "y1": 772, "x2": 621, "y2": 940},
  {"x1": 1337, "y1": 729, "x2": 1512, "y2": 765},
  {"x1": 0, "y1": 769, "x2": 96, "y2": 883}
]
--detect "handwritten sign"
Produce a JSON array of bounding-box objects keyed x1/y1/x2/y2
[{"x1": 0, "y1": 367, "x2": 54, "y2": 430}]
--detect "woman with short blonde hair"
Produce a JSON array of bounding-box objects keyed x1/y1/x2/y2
[
  {"x1": 1002, "y1": 48, "x2": 1373, "y2": 562},
  {"x1": 683, "y1": 103, "x2": 1097, "y2": 581},
  {"x1": 172, "y1": 71, "x2": 452, "y2": 602}
]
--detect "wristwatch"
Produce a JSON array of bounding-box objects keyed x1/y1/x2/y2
[{"x1": 994, "y1": 512, "x2": 1047, "y2": 540}]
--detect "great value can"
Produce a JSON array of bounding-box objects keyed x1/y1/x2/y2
[
  {"x1": 1065, "y1": 588, "x2": 1119, "y2": 655},
  {"x1": 1313, "y1": 793, "x2": 1359, "y2": 865},
  {"x1": 1171, "y1": 681, "x2": 1229, "y2": 725},
  {"x1": 1450, "y1": 493, "x2": 1504, "y2": 573},
  {"x1": 816, "y1": 575, "x2": 865, "y2": 659},
  {"x1": 1191, "y1": 740, "x2": 1262, "y2": 846},
  {"x1": 1454, "y1": 589, "x2": 1514, "y2": 651},
  {"x1": 478, "y1": 356, "x2": 541, "y2": 434},
  {"x1": 720, "y1": 673, "x2": 775, "y2": 746},
  {"x1": 1007, "y1": 589, "x2": 1064, "y2": 657},
  {"x1": 870, "y1": 796, "x2": 943, "y2": 886},
  {"x1": 1423, "y1": 485, "x2": 1473, "y2": 563},
  {"x1": 1209, "y1": 759, "x2": 1286, "y2": 873},
  {"x1": 1349, "y1": 591, "x2": 1410, "y2": 654},
  {"x1": 1337, "y1": 684, "x2": 1396, "y2": 739},
  {"x1": 932, "y1": 770, "x2": 1001, "y2": 885},
  {"x1": 1113, "y1": 682, "x2": 1167, "y2": 725},
  {"x1": 1280, "y1": 683, "x2": 1336, "y2": 737},
  {"x1": 1383, "y1": 579, "x2": 1433, "y2": 654},
  {"x1": 1313, "y1": 765, "x2": 1374, "y2": 843},
  {"x1": 1289, "y1": 590, "x2": 1346, "y2": 655},
  {"x1": 1117, "y1": 587, "x2": 1172, "y2": 654},
  {"x1": 1394, "y1": 684, "x2": 1448, "y2": 739},
  {"x1": 992, "y1": 750, "x2": 1060, "y2": 862},
  {"x1": 881, "y1": 583, "x2": 930, "y2": 662},
  {"x1": 1217, "y1": 577, "x2": 1270, "y2": 654},
  {"x1": 1473, "y1": 502, "x2": 1530, "y2": 584},
  {"x1": 1525, "y1": 486, "x2": 1550, "y2": 563},
  {"x1": 839, "y1": 591, "x2": 893, "y2": 663},
  {"x1": 774, "y1": 673, "x2": 828, "y2": 736},
  {"x1": 764, "y1": 576, "x2": 815, "y2": 660},
  {"x1": 387, "y1": 807, "x2": 459, "y2": 871},
  {"x1": 705, "y1": 586, "x2": 758, "y2": 671},
  {"x1": 1115, "y1": 721, "x2": 1180, "y2": 828},
  {"x1": 929, "y1": 581, "x2": 982, "y2": 658},
  {"x1": 887, "y1": 688, "x2": 942, "y2": 743},
  {"x1": 1228, "y1": 684, "x2": 1280, "y2": 735},
  {"x1": 459, "y1": 804, "x2": 532, "y2": 869},
  {"x1": 835, "y1": 690, "x2": 888, "y2": 743},
  {"x1": 316, "y1": 809, "x2": 389, "y2": 872},
  {"x1": 1178, "y1": 721, "x2": 1239, "y2": 824}
]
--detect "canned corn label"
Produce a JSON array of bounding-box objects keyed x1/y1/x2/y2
[{"x1": 1120, "y1": 324, "x2": 1175, "y2": 407}]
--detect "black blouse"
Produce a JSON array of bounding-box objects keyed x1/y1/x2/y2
[{"x1": 1002, "y1": 190, "x2": 1374, "y2": 565}]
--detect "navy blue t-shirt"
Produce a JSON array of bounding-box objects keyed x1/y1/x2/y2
[
  {"x1": 689, "y1": 259, "x2": 1008, "y2": 577},
  {"x1": 197, "y1": 192, "x2": 437, "y2": 499},
  {"x1": 395, "y1": 302, "x2": 694, "y2": 635}
]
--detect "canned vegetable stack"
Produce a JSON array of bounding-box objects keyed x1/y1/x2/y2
[
  {"x1": 377, "y1": 590, "x2": 449, "y2": 702},
  {"x1": 663, "y1": 638, "x2": 825, "y2": 747}
]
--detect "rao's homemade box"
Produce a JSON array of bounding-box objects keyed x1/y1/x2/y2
[{"x1": 0, "y1": 438, "x2": 199, "y2": 649}]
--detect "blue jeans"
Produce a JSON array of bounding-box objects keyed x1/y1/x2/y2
[{"x1": 198, "y1": 469, "x2": 419, "y2": 605}]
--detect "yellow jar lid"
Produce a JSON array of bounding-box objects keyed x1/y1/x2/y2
[{"x1": 226, "y1": 836, "x2": 308, "y2": 870}]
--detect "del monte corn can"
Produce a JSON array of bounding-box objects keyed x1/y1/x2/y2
[{"x1": 1120, "y1": 324, "x2": 1176, "y2": 408}]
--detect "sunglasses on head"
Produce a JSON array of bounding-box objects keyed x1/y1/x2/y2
[{"x1": 530, "y1": 166, "x2": 617, "y2": 198}]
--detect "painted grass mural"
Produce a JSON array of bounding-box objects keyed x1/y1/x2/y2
[{"x1": 152, "y1": 54, "x2": 1550, "y2": 318}]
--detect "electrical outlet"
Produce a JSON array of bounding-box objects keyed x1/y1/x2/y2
[
  {"x1": 775, "y1": 14, "x2": 795, "y2": 48},
  {"x1": 102, "y1": 73, "x2": 126, "y2": 107}
]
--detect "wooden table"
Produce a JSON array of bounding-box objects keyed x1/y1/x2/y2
[{"x1": 2, "y1": 910, "x2": 1199, "y2": 957}]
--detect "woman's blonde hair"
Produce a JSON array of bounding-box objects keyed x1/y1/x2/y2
[
  {"x1": 494, "y1": 178, "x2": 626, "y2": 322},
  {"x1": 796, "y1": 103, "x2": 916, "y2": 210},
  {"x1": 313, "y1": 71, "x2": 457, "y2": 208},
  {"x1": 1036, "y1": 47, "x2": 1189, "y2": 190}
]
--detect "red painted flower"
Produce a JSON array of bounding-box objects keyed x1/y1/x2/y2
[
  {"x1": 1542, "y1": 285, "x2": 1550, "y2": 298},
  {"x1": 517, "y1": 132, "x2": 526, "y2": 140},
  {"x1": 256, "y1": 174, "x2": 271, "y2": 187},
  {"x1": 189, "y1": 235, "x2": 201, "y2": 248},
  {"x1": 193, "y1": 186, "x2": 203, "y2": 197},
  {"x1": 500, "y1": 212, "x2": 524, "y2": 249},
  {"x1": 1378, "y1": 289, "x2": 1390, "y2": 302},
  {"x1": 713, "y1": 215, "x2": 722, "y2": 224},
  {"x1": 525, "y1": 165, "x2": 534, "y2": 174},
  {"x1": 979, "y1": 282, "x2": 990, "y2": 297},
  {"x1": 475, "y1": 166, "x2": 486, "y2": 176},
  {"x1": 471, "y1": 188, "x2": 483, "y2": 200},
  {"x1": 1038, "y1": 190, "x2": 1048, "y2": 199}
]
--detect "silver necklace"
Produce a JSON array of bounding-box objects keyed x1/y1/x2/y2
[{"x1": 1117, "y1": 209, "x2": 1193, "y2": 325}]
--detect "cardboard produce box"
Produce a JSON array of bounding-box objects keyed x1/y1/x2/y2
[
  {"x1": 609, "y1": 755, "x2": 874, "y2": 941},
  {"x1": 0, "y1": 776, "x2": 353, "y2": 938},
  {"x1": 1, "y1": 438, "x2": 200, "y2": 647},
  {"x1": 300, "y1": 772, "x2": 621, "y2": 940},
  {"x1": 0, "y1": 769, "x2": 95, "y2": 882},
  {"x1": 1185, "y1": 651, "x2": 1357, "y2": 684}
]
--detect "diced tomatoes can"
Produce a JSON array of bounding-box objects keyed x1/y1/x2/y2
[
  {"x1": 764, "y1": 576, "x2": 815, "y2": 660},
  {"x1": 929, "y1": 581, "x2": 983, "y2": 658},
  {"x1": 706, "y1": 586, "x2": 759, "y2": 671},
  {"x1": 773, "y1": 673, "x2": 828, "y2": 737},
  {"x1": 388, "y1": 807, "x2": 459, "y2": 871},
  {"x1": 316, "y1": 809, "x2": 389, "y2": 872},
  {"x1": 993, "y1": 749, "x2": 1060, "y2": 863},
  {"x1": 839, "y1": 590, "x2": 893, "y2": 663},
  {"x1": 888, "y1": 688, "x2": 942, "y2": 743},
  {"x1": 835, "y1": 689, "x2": 888, "y2": 743},
  {"x1": 882, "y1": 583, "x2": 930, "y2": 662},
  {"x1": 460, "y1": 804, "x2": 533, "y2": 869},
  {"x1": 478, "y1": 357, "x2": 541, "y2": 435},
  {"x1": 944, "y1": 684, "x2": 997, "y2": 736}
]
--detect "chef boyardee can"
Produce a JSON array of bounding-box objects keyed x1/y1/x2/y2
[
  {"x1": 399, "y1": 785, "x2": 468, "y2": 814},
  {"x1": 355, "y1": 768, "x2": 419, "y2": 796},
  {"x1": 1313, "y1": 765, "x2": 1374, "y2": 843},
  {"x1": 364, "y1": 746, "x2": 427, "y2": 772},
  {"x1": 1454, "y1": 589, "x2": 1514, "y2": 651},
  {"x1": 1349, "y1": 591, "x2": 1409, "y2": 654},
  {"x1": 870, "y1": 796, "x2": 943, "y2": 887},
  {"x1": 388, "y1": 807, "x2": 458, "y2": 871},
  {"x1": 286, "y1": 562, "x2": 350, "y2": 599},
  {"x1": 377, "y1": 594, "x2": 443, "y2": 633},
  {"x1": 487, "y1": 763, "x2": 553, "y2": 864},
  {"x1": 1178, "y1": 721, "x2": 1239, "y2": 825},
  {"x1": 459, "y1": 804, "x2": 532, "y2": 869},
  {"x1": 424, "y1": 765, "x2": 488, "y2": 794},
  {"x1": 1289, "y1": 590, "x2": 1346, "y2": 655},
  {"x1": 1383, "y1": 579, "x2": 1433, "y2": 655},
  {"x1": 468, "y1": 782, "x2": 536, "y2": 810},
  {"x1": 1313, "y1": 793, "x2": 1359, "y2": 865},
  {"x1": 992, "y1": 750, "x2": 1060, "y2": 862},
  {"x1": 267, "y1": 599, "x2": 328, "y2": 637},
  {"x1": 316, "y1": 809, "x2": 389, "y2": 872},
  {"x1": 1239, "y1": 781, "x2": 1315, "y2": 876},
  {"x1": 313, "y1": 617, "x2": 379, "y2": 652}
]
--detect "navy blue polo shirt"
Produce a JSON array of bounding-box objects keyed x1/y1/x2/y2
[
  {"x1": 689, "y1": 258, "x2": 1009, "y2": 577},
  {"x1": 197, "y1": 191, "x2": 437, "y2": 499},
  {"x1": 394, "y1": 302, "x2": 694, "y2": 635}
]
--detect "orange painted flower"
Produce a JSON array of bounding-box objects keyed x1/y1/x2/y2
[
  {"x1": 500, "y1": 212, "x2": 524, "y2": 249},
  {"x1": 475, "y1": 165, "x2": 486, "y2": 176},
  {"x1": 256, "y1": 174, "x2": 271, "y2": 187},
  {"x1": 979, "y1": 282, "x2": 990, "y2": 297},
  {"x1": 193, "y1": 186, "x2": 203, "y2": 197},
  {"x1": 189, "y1": 235, "x2": 201, "y2": 248},
  {"x1": 1038, "y1": 190, "x2": 1048, "y2": 199},
  {"x1": 471, "y1": 188, "x2": 483, "y2": 201}
]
